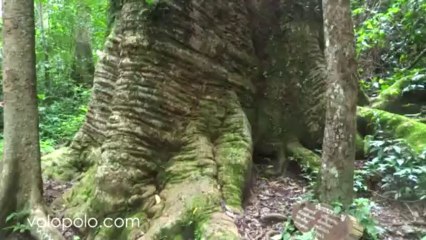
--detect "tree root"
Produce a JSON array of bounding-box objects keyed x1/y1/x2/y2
[
  {"x1": 260, "y1": 213, "x2": 287, "y2": 224},
  {"x1": 286, "y1": 139, "x2": 321, "y2": 171},
  {"x1": 42, "y1": 146, "x2": 100, "y2": 181},
  {"x1": 265, "y1": 230, "x2": 281, "y2": 240},
  {"x1": 28, "y1": 205, "x2": 65, "y2": 240},
  {"x1": 358, "y1": 107, "x2": 426, "y2": 152},
  {"x1": 372, "y1": 74, "x2": 426, "y2": 113},
  {"x1": 51, "y1": 94, "x2": 252, "y2": 240}
]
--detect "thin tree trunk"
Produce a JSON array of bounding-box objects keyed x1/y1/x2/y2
[
  {"x1": 318, "y1": 0, "x2": 358, "y2": 207},
  {"x1": 0, "y1": 0, "x2": 64, "y2": 239},
  {"x1": 37, "y1": 1, "x2": 51, "y2": 91},
  {"x1": 71, "y1": 3, "x2": 94, "y2": 87}
]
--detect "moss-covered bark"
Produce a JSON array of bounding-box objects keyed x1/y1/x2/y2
[
  {"x1": 246, "y1": 1, "x2": 328, "y2": 176},
  {"x1": 47, "y1": 1, "x2": 257, "y2": 239},
  {"x1": 372, "y1": 74, "x2": 426, "y2": 113},
  {"x1": 358, "y1": 107, "x2": 426, "y2": 153},
  {"x1": 251, "y1": 1, "x2": 327, "y2": 149},
  {"x1": 287, "y1": 140, "x2": 321, "y2": 170},
  {"x1": 42, "y1": 0, "x2": 379, "y2": 238}
]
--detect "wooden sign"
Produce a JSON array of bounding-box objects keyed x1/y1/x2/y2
[{"x1": 291, "y1": 202, "x2": 364, "y2": 240}]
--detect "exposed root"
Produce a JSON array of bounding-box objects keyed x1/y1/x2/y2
[
  {"x1": 197, "y1": 212, "x2": 240, "y2": 240},
  {"x1": 52, "y1": 94, "x2": 252, "y2": 239},
  {"x1": 28, "y1": 205, "x2": 65, "y2": 240},
  {"x1": 260, "y1": 213, "x2": 287, "y2": 223},
  {"x1": 286, "y1": 139, "x2": 321, "y2": 171},
  {"x1": 42, "y1": 146, "x2": 100, "y2": 181},
  {"x1": 55, "y1": 166, "x2": 98, "y2": 219},
  {"x1": 358, "y1": 107, "x2": 426, "y2": 152},
  {"x1": 140, "y1": 179, "x2": 239, "y2": 240},
  {"x1": 265, "y1": 230, "x2": 281, "y2": 240},
  {"x1": 372, "y1": 74, "x2": 426, "y2": 113}
]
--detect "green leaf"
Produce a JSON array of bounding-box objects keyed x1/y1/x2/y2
[
  {"x1": 145, "y1": 0, "x2": 156, "y2": 6},
  {"x1": 5, "y1": 213, "x2": 17, "y2": 223}
]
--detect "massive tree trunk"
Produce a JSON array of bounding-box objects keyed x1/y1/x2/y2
[
  {"x1": 318, "y1": 0, "x2": 358, "y2": 207},
  {"x1": 41, "y1": 1, "x2": 337, "y2": 238},
  {"x1": 0, "y1": 0, "x2": 64, "y2": 239},
  {"x1": 49, "y1": 1, "x2": 256, "y2": 239},
  {"x1": 40, "y1": 0, "x2": 426, "y2": 238}
]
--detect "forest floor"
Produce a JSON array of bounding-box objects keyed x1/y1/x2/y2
[
  {"x1": 235, "y1": 161, "x2": 426, "y2": 240},
  {"x1": 41, "y1": 161, "x2": 426, "y2": 240}
]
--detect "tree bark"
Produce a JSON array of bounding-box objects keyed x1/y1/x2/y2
[
  {"x1": 42, "y1": 0, "x2": 362, "y2": 238},
  {"x1": 37, "y1": 1, "x2": 51, "y2": 90},
  {"x1": 0, "y1": 0, "x2": 64, "y2": 239},
  {"x1": 49, "y1": 1, "x2": 256, "y2": 239},
  {"x1": 318, "y1": 0, "x2": 358, "y2": 207},
  {"x1": 71, "y1": 3, "x2": 95, "y2": 87}
]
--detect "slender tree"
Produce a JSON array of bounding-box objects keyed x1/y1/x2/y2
[
  {"x1": 0, "y1": 0, "x2": 63, "y2": 239},
  {"x1": 37, "y1": 0, "x2": 51, "y2": 90},
  {"x1": 318, "y1": 0, "x2": 358, "y2": 207},
  {"x1": 71, "y1": 3, "x2": 94, "y2": 87}
]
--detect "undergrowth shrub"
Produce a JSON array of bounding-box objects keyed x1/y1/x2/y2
[{"x1": 356, "y1": 135, "x2": 426, "y2": 200}]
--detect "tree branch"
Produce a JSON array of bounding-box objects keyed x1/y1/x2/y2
[{"x1": 407, "y1": 48, "x2": 426, "y2": 70}]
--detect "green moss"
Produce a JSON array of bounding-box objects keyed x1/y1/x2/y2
[
  {"x1": 214, "y1": 100, "x2": 252, "y2": 212},
  {"x1": 195, "y1": 210, "x2": 240, "y2": 240},
  {"x1": 287, "y1": 140, "x2": 321, "y2": 170},
  {"x1": 215, "y1": 143, "x2": 251, "y2": 211},
  {"x1": 358, "y1": 107, "x2": 426, "y2": 153},
  {"x1": 42, "y1": 147, "x2": 76, "y2": 180},
  {"x1": 90, "y1": 210, "x2": 148, "y2": 240},
  {"x1": 58, "y1": 166, "x2": 98, "y2": 219},
  {"x1": 373, "y1": 76, "x2": 413, "y2": 110},
  {"x1": 42, "y1": 147, "x2": 100, "y2": 181}
]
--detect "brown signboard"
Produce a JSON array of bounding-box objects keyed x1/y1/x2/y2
[{"x1": 292, "y1": 201, "x2": 364, "y2": 240}]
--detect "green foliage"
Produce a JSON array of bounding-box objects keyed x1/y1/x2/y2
[
  {"x1": 281, "y1": 219, "x2": 316, "y2": 240},
  {"x1": 356, "y1": 135, "x2": 426, "y2": 200},
  {"x1": 353, "y1": 0, "x2": 426, "y2": 67},
  {"x1": 281, "y1": 219, "x2": 295, "y2": 240},
  {"x1": 29, "y1": 0, "x2": 106, "y2": 148},
  {"x1": 3, "y1": 210, "x2": 31, "y2": 233},
  {"x1": 39, "y1": 86, "x2": 90, "y2": 145},
  {"x1": 280, "y1": 199, "x2": 381, "y2": 240},
  {"x1": 279, "y1": 200, "x2": 378, "y2": 240},
  {"x1": 330, "y1": 199, "x2": 381, "y2": 239},
  {"x1": 348, "y1": 198, "x2": 382, "y2": 239},
  {"x1": 0, "y1": 0, "x2": 106, "y2": 152},
  {"x1": 360, "y1": 68, "x2": 425, "y2": 94},
  {"x1": 293, "y1": 230, "x2": 315, "y2": 240},
  {"x1": 353, "y1": 0, "x2": 426, "y2": 98},
  {"x1": 145, "y1": 0, "x2": 156, "y2": 6}
]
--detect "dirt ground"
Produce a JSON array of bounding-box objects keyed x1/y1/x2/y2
[
  {"x1": 41, "y1": 162, "x2": 426, "y2": 240},
  {"x1": 234, "y1": 161, "x2": 426, "y2": 240}
]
